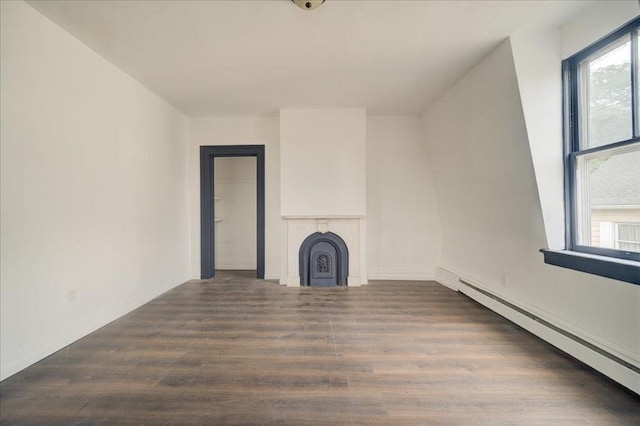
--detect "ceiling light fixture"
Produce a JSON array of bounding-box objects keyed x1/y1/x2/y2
[{"x1": 292, "y1": 0, "x2": 325, "y2": 11}]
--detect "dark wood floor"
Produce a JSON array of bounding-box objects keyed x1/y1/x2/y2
[{"x1": 1, "y1": 271, "x2": 639, "y2": 425}]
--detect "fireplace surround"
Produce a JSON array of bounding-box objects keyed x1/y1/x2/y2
[{"x1": 281, "y1": 215, "x2": 367, "y2": 287}]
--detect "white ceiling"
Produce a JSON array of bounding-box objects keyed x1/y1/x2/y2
[{"x1": 27, "y1": 0, "x2": 592, "y2": 117}]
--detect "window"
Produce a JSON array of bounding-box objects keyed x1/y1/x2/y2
[
  {"x1": 564, "y1": 17, "x2": 640, "y2": 263},
  {"x1": 616, "y1": 223, "x2": 640, "y2": 251}
]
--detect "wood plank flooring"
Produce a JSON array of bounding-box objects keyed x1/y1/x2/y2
[{"x1": 1, "y1": 270, "x2": 639, "y2": 425}]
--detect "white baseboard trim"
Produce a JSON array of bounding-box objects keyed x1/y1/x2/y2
[
  {"x1": 433, "y1": 269, "x2": 639, "y2": 395},
  {"x1": 285, "y1": 275, "x2": 301, "y2": 287},
  {"x1": 348, "y1": 275, "x2": 364, "y2": 287},
  {"x1": 0, "y1": 278, "x2": 187, "y2": 381},
  {"x1": 367, "y1": 268, "x2": 434, "y2": 281},
  {"x1": 434, "y1": 267, "x2": 459, "y2": 291}
]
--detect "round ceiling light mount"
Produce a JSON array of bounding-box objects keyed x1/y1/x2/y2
[{"x1": 292, "y1": 0, "x2": 326, "y2": 11}]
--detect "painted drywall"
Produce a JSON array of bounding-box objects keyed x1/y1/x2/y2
[
  {"x1": 188, "y1": 117, "x2": 281, "y2": 280},
  {"x1": 280, "y1": 109, "x2": 366, "y2": 217},
  {"x1": 510, "y1": 27, "x2": 564, "y2": 250},
  {"x1": 366, "y1": 117, "x2": 441, "y2": 280},
  {"x1": 561, "y1": 0, "x2": 639, "y2": 59},
  {"x1": 214, "y1": 157, "x2": 257, "y2": 270},
  {"x1": 422, "y1": 38, "x2": 639, "y2": 392},
  {"x1": 0, "y1": 1, "x2": 190, "y2": 380},
  {"x1": 190, "y1": 113, "x2": 442, "y2": 283}
]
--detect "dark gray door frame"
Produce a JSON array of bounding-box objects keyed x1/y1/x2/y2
[{"x1": 200, "y1": 145, "x2": 265, "y2": 279}]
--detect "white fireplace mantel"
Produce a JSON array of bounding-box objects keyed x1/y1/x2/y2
[{"x1": 280, "y1": 215, "x2": 367, "y2": 287}]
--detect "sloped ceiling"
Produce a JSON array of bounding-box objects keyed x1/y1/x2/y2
[{"x1": 27, "y1": 0, "x2": 592, "y2": 116}]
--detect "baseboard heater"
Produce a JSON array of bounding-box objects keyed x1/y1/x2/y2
[{"x1": 458, "y1": 278, "x2": 639, "y2": 375}]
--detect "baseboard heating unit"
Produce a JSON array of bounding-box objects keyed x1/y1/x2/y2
[{"x1": 457, "y1": 278, "x2": 640, "y2": 383}]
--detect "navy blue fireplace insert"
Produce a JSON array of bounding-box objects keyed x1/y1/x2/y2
[{"x1": 299, "y1": 232, "x2": 349, "y2": 287}]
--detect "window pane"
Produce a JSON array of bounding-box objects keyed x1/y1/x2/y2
[
  {"x1": 580, "y1": 36, "x2": 632, "y2": 148},
  {"x1": 576, "y1": 142, "x2": 640, "y2": 252},
  {"x1": 617, "y1": 223, "x2": 640, "y2": 251}
]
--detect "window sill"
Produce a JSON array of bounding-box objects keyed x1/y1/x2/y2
[{"x1": 540, "y1": 249, "x2": 640, "y2": 285}]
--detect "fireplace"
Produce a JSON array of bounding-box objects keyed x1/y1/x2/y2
[
  {"x1": 280, "y1": 216, "x2": 366, "y2": 287},
  {"x1": 299, "y1": 232, "x2": 348, "y2": 287}
]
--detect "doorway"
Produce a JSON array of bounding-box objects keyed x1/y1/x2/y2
[
  {"x1": 200, "y1": 145, "x2": 265, "y2": 279},
  {"x1": 214, "y1": 157, "x2": 256, "y2": 271}
]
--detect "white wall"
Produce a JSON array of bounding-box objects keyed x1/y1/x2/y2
[
  {"x1": 422, "y1": 37, "x2": 639, "y2": 392},
  {"x1": 214, "y1": 157, "x2": 257, "y2": 270},
  {"x1": 188, "y1": 117, "x2": 281, "y2": 279},
  {"x1": 366, "y1": 117, "x2": 441, "y2": 280},
  {"x1": 0, "y1": 1, "x2": 190, "y2": 380},
  {"x1": 280, "y1": 109, "x2": 366, "y2": 216},
  {"x1": 193, "y1": 112, "x2": 440, "y2": 283},
  {"x1": 561, "y1": 0, "x2": 639, "y2": 59},
  {"x1": 510, "y1": 27, "x2": 564, "y2": 250}
]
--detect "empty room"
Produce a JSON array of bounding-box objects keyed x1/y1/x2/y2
[{"x1": 1, "y1": 0, "x2": 639, "y2": 424}]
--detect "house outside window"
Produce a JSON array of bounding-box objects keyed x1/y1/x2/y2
[{"x1": 564, "y1": 17, "x2": 640, "y2": 263}]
